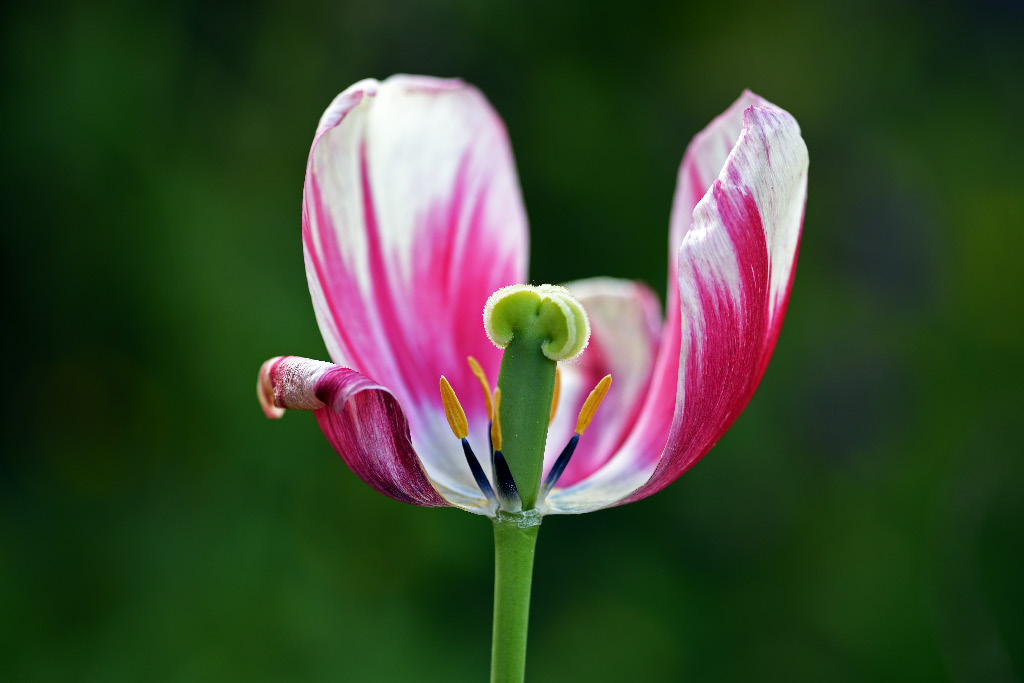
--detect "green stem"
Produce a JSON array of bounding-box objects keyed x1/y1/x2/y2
[{"x1": 490, "y1": 517, "x2": 540, "y2": 683}]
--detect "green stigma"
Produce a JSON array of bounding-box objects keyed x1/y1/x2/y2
[
  {"x1": 483, "y1": 284, "x2": 590, "y2": 361},
  {"x1": 482, "y1": 284, "x2": 590, "y2": 510}
]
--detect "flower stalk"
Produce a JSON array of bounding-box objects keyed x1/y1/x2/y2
[{"x1": 490, "y1": 517, "x2": 540, "y2": 683}]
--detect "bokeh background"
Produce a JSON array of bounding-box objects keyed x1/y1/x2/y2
[{"x1": 2, "y1": 0, "x2": 1022, "y2": 680}]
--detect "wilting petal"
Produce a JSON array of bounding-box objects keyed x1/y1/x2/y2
[
  {"x1": 547, "y1": 96, "x2": 808, "y2": 513},
  {"x1": 541, "y1": 278, "x2": 662, "y2": 490},
  {"x1": 302, "y1": 75, "x2": 529, "y2": 461},
  {"x1": 258, "y1": 356, "x2": 494, "y2": 512}
]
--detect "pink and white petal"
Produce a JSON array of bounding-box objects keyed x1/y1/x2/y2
[
  {"x1": 258, "y1": 356, "x2": 493, "y2": 513},
  {"x1": 541, "y1": 278, "x2": 662, "y2": 490},
  {"x1": 546, "y1": 99, "x2": 808, "y2": 514},
  {"x1": 560, "y1": 93, "x2": 776, "y2": 509},
  {"x1": 302, "y1": 75, "x2": 529, "y2": 467}
]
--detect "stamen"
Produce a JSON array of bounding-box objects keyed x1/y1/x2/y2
[
  {"x1": 576, "y1": 375, "x2": 612, "y2": 434},
  {"x1": 439, "y1": 376, "x2": 497, "y2": 505},
  {"x1": 492, "y1": 448, "x2": 522, "y2": 512},
  {"x1": 539, "y1": 374, "x2": 613, "y2": 501},
  {"x1": 539, "y1": 434, "x2": 578, "y2": 501},
  {"x1": 466, "y1": 356, "x2": 493, "y2": 420},
  {"x1": 491, "y1": 388, "x2": 503, "y2": 452},
  {"x1": 549, "y1": 366, "x2": 561, "y2": 425},
  {"x1": 461, "y1": 437, "x2": 496, "y2": 505},
  {"x1": 479, "y1": 387, "x2": 521, "y2": 511},
  {"x1": 439, "y1": 377, "x2": 469, "y2": 439}
]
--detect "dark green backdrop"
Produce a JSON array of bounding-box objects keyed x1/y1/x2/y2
[{"x1": 3, "y1": 0, "x2": 1022, "y2": 680}]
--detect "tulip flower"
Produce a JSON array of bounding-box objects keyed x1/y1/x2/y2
[{"x1": 258, "y1": 75, "x2": 808, "y2": 682}]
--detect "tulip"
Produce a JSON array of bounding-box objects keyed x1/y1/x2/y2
[{"x1": 258, "y1": 75, "x2": 808, "y2": 682}]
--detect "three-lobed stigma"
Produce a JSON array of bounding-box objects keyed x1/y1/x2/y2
[{"x1": 483, "y1": 284, "x2": 590, "y2": 361}]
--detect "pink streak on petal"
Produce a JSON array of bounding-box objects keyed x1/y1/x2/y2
[
  {"x1": 358, "y1": 141, "x2": 424, "y2": 403},
  {"x1": 301, "y1": 76, "x2": 528, "y2": 453},
  {"x1": 621, "y1": 104, "x2": 808, "y2": 505},
  {"x1": 314, "y1": 370, "x2": 450, "y2": 508},
  {"x1": 670, "y1": 90, "x2": 770, "y2": 266},
  {"x1": 259, "y1": 355, "x2": 449, "y2": 508}
]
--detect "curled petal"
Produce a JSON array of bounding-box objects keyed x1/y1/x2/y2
[
  {"x1": 302, "y1": 75, "x2": 528, "y2": 453},
  {"x1": 258, "y1": 356, "x2": 451, "y2": 508},
  {"x1": 548, "y1": 95, "x2": 808, "y2": 513},
  {"x1": 258, "y1": 357, "x2": 287, "y2": 419}
]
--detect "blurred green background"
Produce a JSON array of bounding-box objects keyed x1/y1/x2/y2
[{"x1": 2, "y1": 0, "x2": 1022, "y2": 680}]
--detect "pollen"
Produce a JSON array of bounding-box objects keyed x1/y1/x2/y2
[
  {"x1": 439, "y1": 376, "x2": 469, "y2": 439},
  {"x1": 491, "y1": 388, "x2": 503, "y2": 451},
  {"x1": 576, "y1": 375, "x2": 612, "y2": 434},
  {"x1": 466, "y1": 356, "x2": 494, "y2": 420},
  {"x1": 549, "y1": 366, "x2": 561, "y2": 425}
]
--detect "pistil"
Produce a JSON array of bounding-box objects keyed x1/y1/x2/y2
[{"x1": 483, "y1": 284, "x2": 590, "y2": 509}]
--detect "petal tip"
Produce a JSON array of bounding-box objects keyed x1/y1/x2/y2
[{"x1": 258, "y1": 356, "x2": 286, "y2": 419}]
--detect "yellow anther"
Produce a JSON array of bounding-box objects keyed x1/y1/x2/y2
[
  {"x1": 491, "y1": 388, "x2": 503, "y2": 451},
  {"x1": 549, "y1": 366, "x2": 561, "y2": 425},
  {"x1": 439, "y1": 376, "x2": 469, "y2": 439},
  {"x1": 576, "y1": 375, "x2": 612, "y2": 434},
  {"x1": 466, "y1": 356, "x2": 494, "y2": 421}
]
